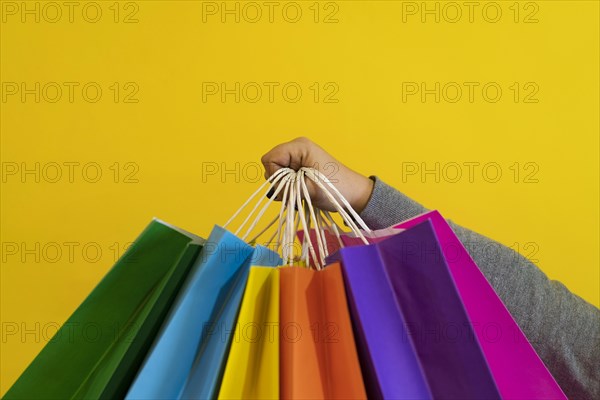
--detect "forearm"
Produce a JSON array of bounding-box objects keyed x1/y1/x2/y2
[{"x1": 359, "y1": 177, "x2": 600, "y2": 399}]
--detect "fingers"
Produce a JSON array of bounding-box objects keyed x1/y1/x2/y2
[
  {"x1": 260, "y1": 137, "x2": 346, "y2": 211},
  {"x1": 261, "y1": 137, "x2": 311, "y2": 179},
  {"x1": 261, "y1": 143, "x2": 288, "y2": 179}
]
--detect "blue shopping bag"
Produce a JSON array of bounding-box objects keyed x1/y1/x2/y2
[{"x1": 126, "y1": 225, "x2": 281, "y2": 400}]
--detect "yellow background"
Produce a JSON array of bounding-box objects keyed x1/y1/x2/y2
[{"x1": 1, "y1": 0, "x2": 598, "y2": 394}]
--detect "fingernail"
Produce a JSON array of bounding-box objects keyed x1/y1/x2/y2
[{"x1": 266, "y1": 188, "x2": 275, "y2": 199}]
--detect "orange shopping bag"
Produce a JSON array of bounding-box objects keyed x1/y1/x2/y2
[{"x1": 279, "y1": 262, "x2": 366, "y2": 400}]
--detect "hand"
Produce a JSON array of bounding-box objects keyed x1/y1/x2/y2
[{"x1": 261, "y1": 137, "x2": 374, "y2": 213}]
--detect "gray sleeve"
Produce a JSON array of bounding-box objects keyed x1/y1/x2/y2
[{"x1": 359, "y1": 176, "x2": 600, "y2": 400}]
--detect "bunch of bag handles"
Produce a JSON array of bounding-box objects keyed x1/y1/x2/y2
[{"x1": 224, "y1": 167, "x2": 372, "y2": 270}]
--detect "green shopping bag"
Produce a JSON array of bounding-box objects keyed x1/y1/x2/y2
[{"x1": 4, "y1": 219, "x2": 205, "y2": 400}]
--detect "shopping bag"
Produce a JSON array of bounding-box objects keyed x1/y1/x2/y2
[
  {"x1": 4, "y1": 219, "x2": 205, "y2": 400},
  {"x1": 218, "y1": 266, "x2": 280, "y2": 400},
  {"x1": 329, "y1": 220, "x2": 501, "y2": 399},
  {"x1": 393, "y1": 211, "x2": 566, "y2": 399},
  {"x1": 279, "y1": 262, "x2": 367, "y2": 400},
  {"x1": 126, "y1": 225, "x2": 281, "y2": 400},
  {"x1": 338, "y1": 210, "x2": 566, "y2": 399}
]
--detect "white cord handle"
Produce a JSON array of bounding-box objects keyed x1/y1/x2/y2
[
  {"x1": 223, "y1": 167, "x2": 292, "y2": 231},
  {"x1": 224, "y1": 167, "x2": 371, "y2": 269},
  {"x1": 301, "y1": 168, "x2": 370, "y2": 244}
]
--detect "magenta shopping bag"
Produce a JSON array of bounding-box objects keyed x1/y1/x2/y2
[
  {"x1": 338, "y1": 210, "x2": 566, "y2": 399},
  {"x1": 328, "y1": 220, "x2": 501, "y2": 399}
]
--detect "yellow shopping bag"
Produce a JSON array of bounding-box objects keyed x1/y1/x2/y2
[{"x1": 218, "y1": 266, "x2": 280, "y2": 400}]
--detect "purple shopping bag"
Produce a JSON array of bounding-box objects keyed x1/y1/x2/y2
[
  {"x1": 393, "y1": 211, "x2": 566, "y2": 399},
  {"x1": 338, "y1": 211, "x2": 566, "y2": 399},
  {"x1": 328, "y1": 220, "x2": 501, "y2": 399}
]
